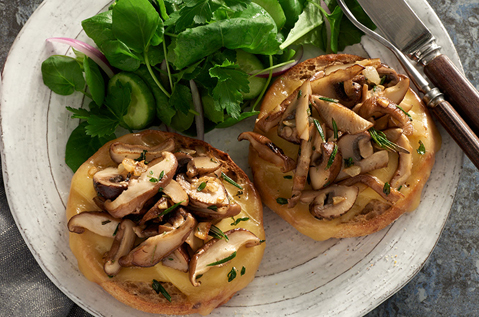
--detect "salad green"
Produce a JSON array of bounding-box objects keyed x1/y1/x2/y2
[{"x1": 41, "y1": 0, "x2": 374, "y2": 172}]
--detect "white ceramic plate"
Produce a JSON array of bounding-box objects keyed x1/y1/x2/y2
[{"x1": 0, "y1": 0, "x2": 462, "y2": 316}]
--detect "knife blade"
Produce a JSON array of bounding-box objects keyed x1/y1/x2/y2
[{"x1": 357, "y1": 0, "x2": 479, "y2": 137}]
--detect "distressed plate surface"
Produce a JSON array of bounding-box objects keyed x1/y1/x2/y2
[{"x1": 0, "y1": 0, "x2": 462, "y2": 316}]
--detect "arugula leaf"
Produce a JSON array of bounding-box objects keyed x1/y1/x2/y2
[
  {"x1": 41, "y1": 55, "x2": 85, "y2": 95},
  {"x1": 81, "y1": 11, "x2": 115, "y2": 47},
  {"x1": 209, "y1": 61, "x2": 250, "y2": 119},
  {"x1": 112, "y1": 0, "x2": 160, "y2": 52},
  {"x1": 65, "y1": 122, "x2": 116, "y2": 172},
  {"x1": 83, "y1": 57, "x2": 105, "y2": 106}
]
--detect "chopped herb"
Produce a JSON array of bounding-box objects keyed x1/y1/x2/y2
[
  {"x1": 318, "y1": 96, "x2": 338, "y2": 103},
  {"x1": 276, "y1": 197, "x2": 288, "y2": 205},
  {"x1": 221, "y1": 172, "x2": 243, "y2": 189},
  {"x1": 259, "y1": 239, "x2": 266, "y2": 244},
  {"x1": 209, "y1": 225, "x2": 229, "y2": 241},
  {"x1": 373, "y1": 85, "x2": 378, "y2": 92},
  {"x1": 344, "y1": 157, "x2": 354, "y2": 168},
  {"x1": 383, "y1": 182, "x2": 391, "y2": 195},
  {"x1": 197, "y1": 181, "x2": 207, "y2": 191},
  {"x1": 417, "y1": 140, "x2": 426, "y2": 155},
  {"x1": 152, "y1": 279, "x2": 172, "y2": 302},
  {"x1": 210, "y1": 158, "x2": 218, "y2": 163},
  {"x1": 397, "y1": 105, "x2": 413, "y2": 121},
  {"x1": 195, "y1": 274, "x2": 203, "y2": 279},
  {"x1": 283, "y1": 175, "x2": 293, "y2": 179},
  {"x1": 159, "y1": 170, "x2": 165, "y2": 180},
  {"x1": 168, "y1": 258, "x2": 174, "y2": 261},
  {"x1": 332, "y1": 119, "x2": 338, "y2": 139},
  {"x1": 231, "y1": 217, "x2": 250, "y2": 226},
  {"x1": 297, "y1": 90, "x2": 302, "y2": 99},
  {"x1": 380, "y1": 76, "x2": 387, "y2": 85},
  {"x1": 369, "y1": 128, "x2": 410, "y2": 154},
  {"x1": 149, "y1": 170, "x2": 165, "y2": 183},
  {"x1": 227, "y1": 267, "x2": 237, "y2": 282},
  {"x1": 158, "y1": 187, "x2": 163, "y2": 193},
  {"x1": 101, "y1": 220, "x2": 111, "y2": 225},
  {"x1": 398, "y1": 185, "x2": 403, "y2": 191},
  {"x1": 159, "y1": 200, "x2": 185, "y2": 217},
  {"x1": 113, "y1": 223, "x2": 119, "y2": 236},
  {"x1": 207, "y1": 251, "x2": 237, "y2": 267},
  {"x1": 134, "y1": 150, "x2": 148, "y2": 162},
  {"x1": 326, "y1": 144, "x2": 338, "y2": 170},
  {"x1": 241, "y1": 266, "x2": 246, "y2": 276},
  {"x1": 207, "y1": 205, "x2": 218, "y2": 211},
  {"x1": 313, "y1": 119, "x2": 325, "y2": 142}
]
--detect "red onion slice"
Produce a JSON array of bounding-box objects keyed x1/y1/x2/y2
[
  {"x1": 254, "y1": 46, "x2": 304, "y2": 78},
  {"x1": 46, "y1": 37, "x2": 115, "y2": 78},
  {"x1": 189, "y1": 80, "x2": 204, "y2": 140}
]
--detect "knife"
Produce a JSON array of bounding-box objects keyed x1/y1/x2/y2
[
  {"x1": 356, "y1": 0, "x2": 479, "y2": 137},
  {"x1": 336, "y1": 0, "x2": 479, "y2": 170}
]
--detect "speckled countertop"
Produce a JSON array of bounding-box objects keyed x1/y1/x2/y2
[{"x1": 1, "y1": 0, "x2": 478, "y2": 316}]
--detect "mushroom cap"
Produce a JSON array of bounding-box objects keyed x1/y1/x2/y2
[
  {"x1": 238, "y1": 132, "x2": 296, "y2": 173},
  {"x1": 68, "y1": 211, "x2": 120, "y2": 236},
  {"x1": 307, "y1": 185, "x2": 359, "y2": 220},
  {"x1": 109, "y1": 138, "x2": 176, "y2": 164},
  {"x1": 103, "y1": 151, "x2": 178, "y2": 218},
  {"x1": 189, "y1": 228, "x2": 262, "y2": 287},
  {"x1": 93, "y1": 167, "x2": 128, "y2": 200}
]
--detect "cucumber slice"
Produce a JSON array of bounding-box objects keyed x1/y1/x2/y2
[
  {"x1": 235, "y1": 49, "x2": 267, "y2": 100},
  {"x1": 108, "y1": 72, "x2": 156, "y2": 130},
  {"x1": 252, "y1": 0, "x2": 286, "y2": 30}
]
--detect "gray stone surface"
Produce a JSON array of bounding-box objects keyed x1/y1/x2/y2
[{"x1": 1, "y1": 0, "x2": 478, "y2": 316}]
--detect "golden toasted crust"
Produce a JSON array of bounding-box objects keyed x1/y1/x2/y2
[
  {"x1": 250, "y1": 54, "x2": 441, "y2": 241},
  {"x1": 66, "y1": 130, "x2": 265, "y2": 315}
]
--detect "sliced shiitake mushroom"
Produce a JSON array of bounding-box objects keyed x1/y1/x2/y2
[
  {"x1": 161, "y1": 245, "x2": 190, "y2": 273},
  {"x1": 68, "y1": 211, "x2": 120, "y2": 236},
  {"x1": 390, "y1": 134, "x2": 413, "y2": 188},
  {"x1": 309, "y1": 141, "x2": 342, "y2": 190},
  {"x1": 336, "y1": 150, "x2": 389, "y2": 181},
  {"x1": 162, "y1": 179, "x2": 189, "y2": 206},
  {"x1": 104, "y1": 219, "x2": 136, "y2": 276},
  {"x1": 176, "y1": 174, "x2": 229, "y2": 209},
  {"x1": 289, "y1": 124, "x2": 314, "y2": 207},
  {"x1": 189, "y1": 228, "x2": 262, "y2": 286},
  {"x1": 186, "y1": 156, "x2": 222, "y2": 178},
  {"x1": 300, "y1": 185, "x2": 359, "y2": 220},
  {"x1": 119, "y1": 210, "x2": 196, "y2": 267},
  {"x1": 238, "y1": 132, "x2": 296, "y2": 173},
  {"x1": 109, "y1": 138, "x2": 176, "y2": 164},
  {"x1": 310, "y1": 95, "x2": 374, "y2": 134},
  {"x1": 340, "y1": 174, "x2": 403, "y2": 203},
  {"x1": 93, "y1": 167, "x2": 128, "y2": 200},
  {"x1": 103, "y1": 152, "x2": 178, "y2": 218}
]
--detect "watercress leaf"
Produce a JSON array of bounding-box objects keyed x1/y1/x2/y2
[
  {"x1": 169, "y1": 83, "x2": 193, "y2": 115},
  {"x1": 209, "y1": 61, "x2": 249, "y2": 119},
  {"x1": 101, "y1": 39, "x2": 142, "y2": 71},
  {"x1": 278, "y1": 0, "x2": 303, "y2": 29},
  {"x1": 86, "y1": 115, "x2": 119, "y2": 137},
  {"x1": 223, "y1": 0, "x2": 251, "y2": 11},
  {"x1": 215, "y1": 110, "x2": 259, "y2": 128},
  {"x1": 150, "y1": 20, "x2": 165, "y2": 47},
  {"x1": 173, "y1": 3, "x2": 280, "y2": 69},
  {"x1": 174, "y1": 0, "x2": 213, "y2": 33},
  {"x1": 83, "y1": 57, "x2": 105, "y2": 106},
  {"x1": 105, "y1": 80, "x2": 132, "y2": 119},
  {"x1": 81, "y1": 11, "x2": 115, "y2": 47},
  {"x1": 112, "y1": 0, "x2": 160, "y2": 52},
  {"x1": 201, "y1": 93, "x2": 224, "y2": 123},
  {"x1": 146, "y1": 44, "x2": 165, "y2": 66},
  {"x1": 333, "y1": 0, "x2": 376, "y2": 51},
  {"x1": 170, "y1": 110, "x2": 195, "y2": 131},
  {"x1": 65, "y1": 122, "x2": 116, "y2": 172},
  {"x1": 41, "y1": 55, "x2": 85, "y2": 95},
  {"x1": 280, "y1": 0, "x2": 325, "y2": 50},
  {"x1": 133, "y1": 65, "x2": 175, "y2": 125},
  {"x1": 324, "y1": 5, "x2": 343, "y2": 53}
]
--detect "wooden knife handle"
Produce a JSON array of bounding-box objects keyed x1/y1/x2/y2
[
  {"x1": 429, "y1": 98, "x2": 479, "y2": 169},
  {"x1": 424, "y1": 54, "x2": 479, "y2": 136}
]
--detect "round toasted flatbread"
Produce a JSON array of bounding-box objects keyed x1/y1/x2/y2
[
  {"x1": 66, "y1": 130, "x2": 265, "y2": 315},
  {"x1": 245, "y1": 54, "x2": 441, "y2": 241}
]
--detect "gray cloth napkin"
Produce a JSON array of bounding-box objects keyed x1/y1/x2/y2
[{"x1": 0, "y1": 163, "x2": 92, "y2": 317}]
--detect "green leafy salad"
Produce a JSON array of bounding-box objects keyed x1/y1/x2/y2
[{"x1": 40, "y1": 0, "x2": 374, "y2": 172}]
